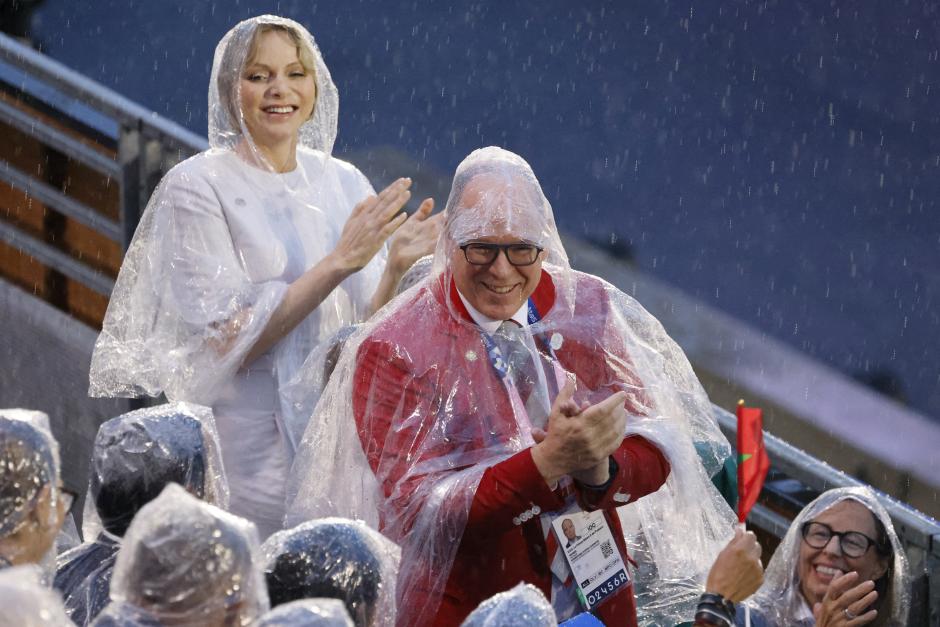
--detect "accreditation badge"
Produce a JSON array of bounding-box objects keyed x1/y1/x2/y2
[{"x1": 551, "y1": 509, "x2": 631, "y2": 611}]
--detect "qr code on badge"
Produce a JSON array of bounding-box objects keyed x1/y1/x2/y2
[{"x1": 600, "y1": 539, "x2": 613, "y2": 559}]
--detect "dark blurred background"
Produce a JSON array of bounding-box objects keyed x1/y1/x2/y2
[{"x1": 9, "y1": 0, "x2": 939, "y2": 419}]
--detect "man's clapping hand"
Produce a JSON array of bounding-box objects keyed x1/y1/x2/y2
[{"x1": 530, "y1": 379, "x2": 626, "y2": 487}]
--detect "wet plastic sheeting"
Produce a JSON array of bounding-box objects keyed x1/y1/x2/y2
[
  {"x1": 262, "y1": 518, "x2": 399, "y2": 627},
  {"x1": 96, "y1": 484, "x2": 268, "y2": 626},
  {"x1": 739, "y1": 486, "x2": 911, "y2": 626},
  {"x1": 255, "y1": 598, "x2": 355, "y2": 627},
  {"x1": 287, "y1": 147, "x2": 737, "y2": 625},
  {"x1": 0, "y1": 409, "x2": 63, "y2": 576},
  {"x1": 88, "y1": 14, "x2": 384, "y2": 444},
  {"x1": 80, "y1": 402, "x2": 229, "y2": 539},
  {"x1": 87, "y1": 14, "x2": 386, "y2": 537},
  {"x1": 461, "y1": 583, "x2": 557, "y2": 627},
  {"x1": 36, "y1": 3, "x2": 940, "y2": 420},
  {"x1": 57, "y1": 402, "x2": 228, "y2": 626},
  {"x1": 55, "y1": 532, "x2": 119, "y2": 626}
]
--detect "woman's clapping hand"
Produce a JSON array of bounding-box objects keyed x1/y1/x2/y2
[
  {"x1": 332, "y1": 177, "x2": 414, "y2": 271},
  {"x1": 387, "y1": 197, "x2": 442, "y2": 275}
]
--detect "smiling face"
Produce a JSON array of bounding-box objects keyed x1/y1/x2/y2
[
  {"x1": 797, "y1": 499, "x2": 890, "y2": 607},
  {"x1": 449, "y1": 174, "x2": 545, "y2": 320},
  {"x1": 238, "y1": 28, "x2": 317, "y2": 155}
]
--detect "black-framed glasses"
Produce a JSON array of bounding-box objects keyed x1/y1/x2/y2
[
  {"x1": 459, "y1": 242, "x2": 544, "y2": 266},
  {"x1": 800, "y1": 521, "x2": 878, "y2": 558}
]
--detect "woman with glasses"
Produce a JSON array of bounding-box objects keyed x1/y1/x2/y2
[{"x1": 728, "y1": 486, "x2": 910, "y2": 627}]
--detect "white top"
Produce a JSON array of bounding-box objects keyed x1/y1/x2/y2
[
  {"x1": 91, "y1": 146, "x2": 384, "y2": 538},
  {"x1": 202, "y1": 149, "x2": 382, "y2": 537}
]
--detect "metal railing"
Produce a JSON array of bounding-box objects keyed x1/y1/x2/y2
[
  {"x1": 0, "y1": 31, "x2": 205, "y2": 300},
  {"x1": 0, "y1": 29, "x2": 936, "y2": 625}
]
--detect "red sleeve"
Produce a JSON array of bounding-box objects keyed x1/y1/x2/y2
[
  {"x1": 465, "y1": 449, "x2": 568, "y2": 534},
  {"x1": 465, "y1": 433, "x2": 670, "y2": 536},
  {"x1": 353, "y1": 336, "x2": 444, "y2": 531},
  {"x1": 577, "y1": 435, "x2": 670, "y2": 511},
  {"x1": 353, "y1": 327, "x2": 670, "y2": 540}
]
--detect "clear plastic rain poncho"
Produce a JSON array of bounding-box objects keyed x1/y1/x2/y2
[
  {"x1": 286, "y1": 147, "x2": 736, "y2": 625},
  {"x1": 93, "y1": 484, "x2": 267, "y2": 626},
  {"x1": 55, "y1": 402, "x2": 229, "y2": 626},
  {"x1": 88, "y1": 14, "x2": 385, "y2": 536},
  {"x1": 0, "y1": 409, "x2": 62, "y2": 573},
  {"x1": 255, "y1": 598, "x2": 355, "y2": 627},
  {"x1": 281, "y1": 257, "x2": 434, "y2": 445},
  {"x1": 737, "y1": 487, "x2": 911, "y2": 627},
  {"x1": 0, "y1": 565, "x2": 72, "y2": 626},
  {"x1": 461, "y1": 583, "x2": 557, "y2": 627},
  {"x1": 262, "y1": 518, "x2": 399, "y2": 627}
]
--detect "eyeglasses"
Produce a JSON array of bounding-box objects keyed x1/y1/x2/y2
[
  {"x1": 459, "y1": 242, "x2": 544, "y2": 266},
  {"x1": 800, "y1": 521, "x2": 878, "y2": 558}
]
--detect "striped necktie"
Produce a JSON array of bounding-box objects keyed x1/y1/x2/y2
[
  {"x1": 494, "y1": 321, "x2": 580, "y2": 618},
  {"x1": 493, "y1": 320, "x2": 551, "y2": 425}
]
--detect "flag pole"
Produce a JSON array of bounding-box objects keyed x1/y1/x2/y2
[{"x1": 737, "y1": 399, "x2": 746, "y2": 530}]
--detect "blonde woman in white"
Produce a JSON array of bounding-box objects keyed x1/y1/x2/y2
[{"x1": 90, "y1": 15, "x2": 441, "y2": 538}]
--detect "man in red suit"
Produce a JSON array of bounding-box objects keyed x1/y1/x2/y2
[{"x1": 350, "y1": 147, "x2": 676, "y2": 626}]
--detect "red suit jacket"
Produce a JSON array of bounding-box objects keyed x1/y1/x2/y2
[{"x1": 353, "y1": 270, "x2": 670, "y2": 626}]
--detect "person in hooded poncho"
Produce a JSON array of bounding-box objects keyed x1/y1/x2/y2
[
  {"x1": 733, "y1": 487, "x2": 910, "y2": 627},
  {"x1": 87, "y1": 15, "x2": 440, "y2": 538},
  {"x1": 262, "y1": 518, "x2": 399, "y2": 626},
  {"x1": 460, "y1": 583, "x2": 557, "y2": 627},
  {"x1": 287, "y1": 147, "x2": 738, "y2": 626},
  {"x1": 255, "y1": 598, "x2": 356, "y2": 627},
  {"x1": 0, "y1": 409, "x2": 67, "y2": 573},
  {"x1": 0, "y1": 564, "x2": 73, "y2": 626},
  {"x1": 54, "y1": 403, "x2": 229, "y2": 626},
  {"x1": 92, "y1": 483, "x2": 268, "y2": 627}
]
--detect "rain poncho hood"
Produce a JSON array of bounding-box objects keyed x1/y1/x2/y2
[
  {"x1": 0, "y1": 409, "x2": 63, "y2": 573},
  {"x1": 55, "y1": 402, "x2": 229, "y2": 625},
  {"x1": 208, "y1": 14, "x2": 339, "y2": 159},
  {"x1": 88, "y1": 15, "x2": 383, "y2": 451},
  {"x1": 0, "y1": 410, "x2": 59, "y2": 538},
  {"x1": 88, "y1": 14, "x2": 386, "y2": 538},
  {"x1": 81, "y1": 402, "x2": 229, "y2": 538},
  {"x1": 0, "y1": 564, "x2": 72, "y2": 626},
  {"x1": 461, "y1": 583, "x2": 557, "y2": 627},
  {"x1": 287, "y1": 147, "x2": 736, "y2": 625},
  {"x1": 255, "y1": 598, "x2": 355, "y2": 627},
  {"x1": 740, "y1": 486, "x2": 910, "y2": 627},
  {"x1": 96, "y1": 483, "x2": 267, "y2": 626},
  {"x1": 262, "y1": 518, "x2": 399, "y2": 627}
]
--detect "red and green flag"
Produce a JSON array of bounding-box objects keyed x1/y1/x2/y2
[{"x1": 736, "y1": 401, "x2": 769, "y2": 524}]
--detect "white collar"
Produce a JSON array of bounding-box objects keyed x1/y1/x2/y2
[
  {"x1": 795, "y1": 596, "x2": 814, "y2": 621},
  {"x1": 456, "y1": 289, "x2": 530, "y2": 334}
]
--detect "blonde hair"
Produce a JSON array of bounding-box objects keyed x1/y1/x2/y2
[{"x1": 245, "y1": 23, "x2": 318, "y2": 75}]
